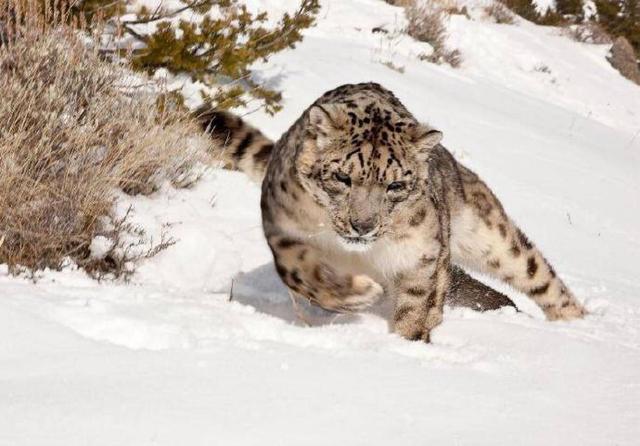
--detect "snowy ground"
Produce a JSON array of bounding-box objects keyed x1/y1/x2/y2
[{"x1": 2, "y1": 0, "x2": 640, "y2": 444}]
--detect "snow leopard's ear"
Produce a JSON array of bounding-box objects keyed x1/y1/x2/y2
[
  {"x1": 308, "y1": 104, "x2": 348, "y2": 140},
  {"x1": 298, "y1": 104, "x2": 348, "y2": 177},
  {"x1": 409, "y1": 123, "x2": 443, "y2": 153}
]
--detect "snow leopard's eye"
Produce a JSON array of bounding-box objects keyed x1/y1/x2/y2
[
  {"x1": 387, "y1": 181, "x2": 406, "y2": 192},
  {"x1": 333, "y1": 171, "x2": 351, "y2": 187}
]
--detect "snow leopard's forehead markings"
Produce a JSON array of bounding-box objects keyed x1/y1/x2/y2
[{"x1": 305, "y1": 83, "x2": 427, "y2": 196}]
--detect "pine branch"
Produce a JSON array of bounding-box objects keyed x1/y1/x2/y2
[
  {"x1": 121, "y1": 0, "x2": 214, "y2": 25},
  {"x1": 122, "y1": 23, "x2": 147, "y2": 42}
]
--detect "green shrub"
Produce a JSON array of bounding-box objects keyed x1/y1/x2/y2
[
  {"x1": 500, "y1": 0, "x2": 541, "y2": 22},
  {"x1": 499, "y1": 0, "x2": 565, "y2": 25},
  {"x1": 595, "y1": 0, "x2": 640, "y2": 59},
  {"x1": 556, "y1": 0, "x2": 584, "y2": 18},
  {"x1": 124, "y1": 0, "x2": 320, "y2": 114},
  {"x1": 3, "y1": 0, "x2": 320, "y2": 115}
]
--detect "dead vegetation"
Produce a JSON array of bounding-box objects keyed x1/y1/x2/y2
[
  {"x1": 566, "y1": 21, "x2": 613, "y2": 44},
  {"x1": 384, "y1": 0, "x2": 415, "y2": 6},
  {"x1": 484, "y1": 2, "x2": 516, "y2": 25},
  {"x1": 404, "y1": 0, "x2": 462, "y2": 67},
  {"x1": 0, "y1": 23, "x2": 210, "y2": 278},
  {"x1": 381, "y1": 60, "x2": 406, "y2": 73}
]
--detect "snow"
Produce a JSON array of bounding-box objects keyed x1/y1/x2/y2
[
  {"x1": 89, "y1": 236, "x2": 114, "y2": 260},
  {"x1": 2, "y1": 0, "x2": 640, "y2": 444}
]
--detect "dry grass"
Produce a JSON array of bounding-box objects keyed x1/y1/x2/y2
[
  {"x1": 566, "y1": 22, "x2": 613, "y2": 45},
  {"x1": 484, "y1": 2, "x2": 515, "y2": 25},
  {"x1": 404, "y1": 0, "x2": 462, "y2": 67},
  {"x1": 0, "y1": 21, "x2": 210, "y2": 277},
  {"x1": 381, "y1": 60, "x2": 406, "y2": 73},
  {"x1": 406, "y1": 2, "x2": 448, "y2": 48},
  {"x1": 384, "y1": 0, "x2": 415, "y2": 6}
]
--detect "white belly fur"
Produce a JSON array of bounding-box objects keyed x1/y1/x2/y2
[{"x1": 307, "y1": 231, "x2": 430, "y2": 285}]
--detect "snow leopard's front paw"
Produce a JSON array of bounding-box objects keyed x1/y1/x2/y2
[
  {"x1": 337, "y1": 274, "x2": 384, "y2": 312},
  {"x1": 311, "y1": 266, "x2": 383, "y2": 313},
  {"x1": 394, "y1": 306, "x2": 442, "y2": 343}
]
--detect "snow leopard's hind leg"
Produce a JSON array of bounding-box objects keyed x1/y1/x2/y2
[
  {"x1": 446, "y1": 266, "x2": 516, "y2": 311},
  {"x1": 450, "y1": 165, "x2": 586, "y2": 320}
]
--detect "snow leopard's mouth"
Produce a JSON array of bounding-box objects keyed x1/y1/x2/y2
[
  {"x1": 343, "y1": 236, "x2": 371, "y2": 244},
  {"x1": 339, "y1": 235, "x2": 376, "y2": 252}
]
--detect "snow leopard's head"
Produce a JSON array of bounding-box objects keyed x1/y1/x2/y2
[{"x1": 296, "y1": 97, "x2": 442, "y2": 248}]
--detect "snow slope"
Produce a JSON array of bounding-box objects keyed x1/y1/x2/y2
[{"x1": 2, "y1": 1, "x2": 640, "y2": 444}]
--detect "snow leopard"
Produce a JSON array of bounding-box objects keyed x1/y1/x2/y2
[{"x1": 198, "y1": 82, "x2": 585, "y2": 342}]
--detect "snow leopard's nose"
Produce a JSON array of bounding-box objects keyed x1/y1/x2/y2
[{"x1": 350, "y1": 218, "x2": 378, "y2": 236}]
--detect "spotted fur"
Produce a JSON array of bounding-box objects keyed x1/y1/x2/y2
[{"x1": 203, "y1": 83, "x2": 586, "y2": 342}]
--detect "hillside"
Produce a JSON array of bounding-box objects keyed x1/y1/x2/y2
[{"x1": 2, "y1": 0, "x2": 640, "y2": 444}]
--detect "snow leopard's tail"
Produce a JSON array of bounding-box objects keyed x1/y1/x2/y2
[{"x1": 195, "y1": 105, "x2": 274, "y2": 184}]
